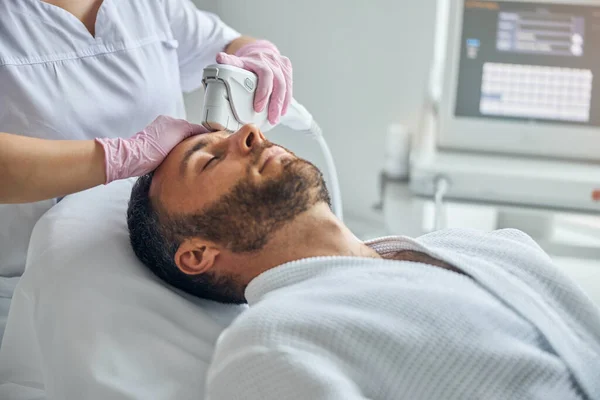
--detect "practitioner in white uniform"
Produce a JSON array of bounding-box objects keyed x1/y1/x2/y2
[
  {"x1": 0, "y1": 0, "x2": 293, "y2": 343},
  {"x1": 127, "y1": 126, "x2": 600, "y2": 400}
]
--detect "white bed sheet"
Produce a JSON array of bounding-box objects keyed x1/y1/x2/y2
[
  {"x1": 0, "y1": 277, "x2": 18, "y2": 345},
  {"x1": 0, "y1": 179, "x2": 246, "y2": 400}
]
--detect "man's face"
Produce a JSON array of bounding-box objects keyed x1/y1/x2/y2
[{"x1": 151, "y1": 124, "x2": 330, "y2": 253}]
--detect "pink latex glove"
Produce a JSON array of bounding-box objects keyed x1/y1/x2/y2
[
  {"x1": 95, "y1": 116, "x2": 208, "y2": 184},
  {"x1": 216, "y1": 40, "x2": 293, "y2": 125}
]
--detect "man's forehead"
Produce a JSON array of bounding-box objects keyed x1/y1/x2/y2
[{"x1": 149, "y1": 130, "x2": 229, "y2": 206}]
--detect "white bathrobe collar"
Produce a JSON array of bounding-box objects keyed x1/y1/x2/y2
[{"x1": 245, "y1": 236, "x2": 433, "y2": 306}]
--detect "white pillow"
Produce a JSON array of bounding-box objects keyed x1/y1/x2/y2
[{"x1": 0, "y1": 179, "x2": 246, "y2": 400}]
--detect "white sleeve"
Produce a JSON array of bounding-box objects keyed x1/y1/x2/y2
[
  {"x1": 206, "y1": 345, "x2": 369, "y2": 400},
  {"x1": 161, "y1": 0, "x2": 241, "y2": 92}
]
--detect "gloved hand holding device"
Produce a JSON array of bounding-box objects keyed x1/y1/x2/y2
[{"x1": 217, "y1": 40, "x2": 293, "y2": 126}]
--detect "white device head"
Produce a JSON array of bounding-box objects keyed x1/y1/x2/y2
[
  {"x1": 201, "y1": 64, "x2": 314, "y2": 133},
  {"x1": 201, "y1": 64, "x2": 271, "y2": 132}
]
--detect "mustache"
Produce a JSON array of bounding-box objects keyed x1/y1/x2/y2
[{"x1": 250, "y1": 141, "x2": 275, "y2": 166}]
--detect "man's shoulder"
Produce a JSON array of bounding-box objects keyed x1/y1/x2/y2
[
  {"x1": 411, "y1": 228, "x2": 552, "y2": 269},
  {"x1": 215, "y1": 298, "x2": 316, "y2": 356},
  {"x1": 416, "y1": 228, "x2": 544, "y2": 251}
]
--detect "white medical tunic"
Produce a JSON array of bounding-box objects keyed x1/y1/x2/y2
[{"x1": 0, "y1": 0, "x2": 240, "y2": 342}]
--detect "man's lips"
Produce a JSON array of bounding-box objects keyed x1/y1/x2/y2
[{"x1": 258, "y1": 146, "x2": 288, "y2": 173}]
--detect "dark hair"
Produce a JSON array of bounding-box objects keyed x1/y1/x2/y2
[{"x1": 127, "y1": 174, "x2": 242, "y2": 303}]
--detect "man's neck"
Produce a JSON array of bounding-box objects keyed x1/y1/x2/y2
[{"x1": 230, "y1": 203, "x2": 380, "y2": 285}]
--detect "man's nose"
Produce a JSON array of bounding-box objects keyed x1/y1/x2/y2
[{"x1": 230, "y1": 124, "x2": 265, "y2": 155}]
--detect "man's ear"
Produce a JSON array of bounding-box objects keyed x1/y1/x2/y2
[{"x1": 174, "y1": 238, "x2": 221, "y2": 276}]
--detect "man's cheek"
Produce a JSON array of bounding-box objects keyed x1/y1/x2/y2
[{"x1": 208, "y1": 168, "x2": 242, "y2": 195}]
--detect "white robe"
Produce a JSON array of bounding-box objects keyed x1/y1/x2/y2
[{"x1": 206, "y1": 229, "x2": 600, "y2": 400}]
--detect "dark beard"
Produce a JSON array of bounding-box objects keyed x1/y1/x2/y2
[{"x1": 180, "y1": 143, "x2": 331, "y2": 253}]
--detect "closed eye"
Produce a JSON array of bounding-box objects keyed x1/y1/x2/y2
[{"x1": 203, "y1": 156, "x2": 218, "y2": 171}]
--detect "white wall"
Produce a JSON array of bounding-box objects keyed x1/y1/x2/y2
[{"x1": 187, "y1": 0, "x2": 438, "y2": 224}]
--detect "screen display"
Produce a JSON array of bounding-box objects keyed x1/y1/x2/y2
[{"x1": 455, "y1": 1, "x2": 600, "y2": 126}]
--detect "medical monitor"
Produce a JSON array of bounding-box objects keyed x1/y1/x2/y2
[{"x1": 438, "y1": 0, "x2": 600, "y2": 161}]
